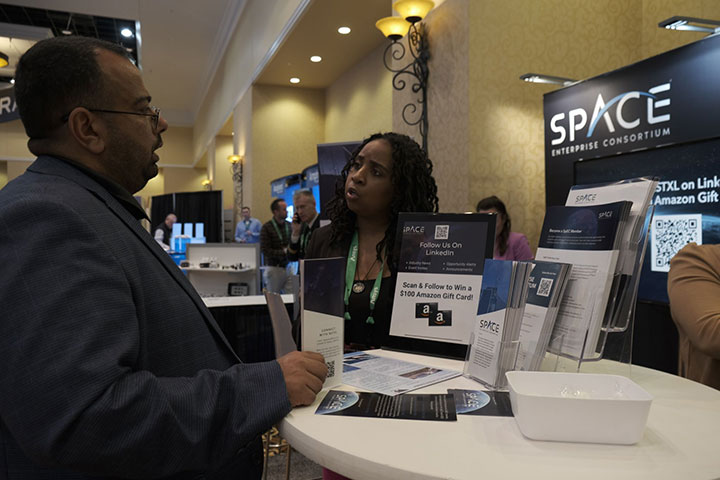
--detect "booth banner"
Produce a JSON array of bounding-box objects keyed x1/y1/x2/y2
[
  {"x1": 271, "y1": 179, "x2": 286, "y2": 197},
  {"x1": 302, "y1": 164, "x2": 320, "y2": 187},
  {"x1": 544, "y1": 33, "x2": 720, "y2": 165},
  {"x1": 0, "y1": 85, "x2": 20, "y2": 123}
]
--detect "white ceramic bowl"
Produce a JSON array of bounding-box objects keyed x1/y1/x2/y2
[{"x1": 505, "y1": 370, "x2": 653, "y2": 445}]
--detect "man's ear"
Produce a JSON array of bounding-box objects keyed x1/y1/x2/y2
[{"x1": 65, "y1": 108, "x2": 106, "y2": 155}]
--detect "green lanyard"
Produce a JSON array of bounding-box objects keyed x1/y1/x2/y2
[
  {"x1": 270, "y1": 218, "x2": 289, "y2": 243},
  {"x1": 300, "y1": 228, "x2": 310, "y2": 251},
  {"x1": 344, "y1": 231, "x2": 384, "y2": 325}
]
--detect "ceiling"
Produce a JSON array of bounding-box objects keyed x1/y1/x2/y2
[
  {"x1": 0, "y1": 0, "x2": 394, "y2": 131},
  {"x1": 0, "y1": 3, "x2": 139, "y2": 68},
  {"x1": 255, "y1": 0, "x2": 390, "y2": 88}
]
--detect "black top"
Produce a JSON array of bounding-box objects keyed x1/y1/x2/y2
[
  {"x1": 156, "y1": 222, "x2": 172, "y2": 245},
  {"x1": 288, "y1": 216, "x2": 321, "y2": 261},
  {"x1": 345, "y1": 275, "x2": 396, "y2": 350},
  {"x1": 306, "y1": 225, "x2": 397, "y2": 350}
]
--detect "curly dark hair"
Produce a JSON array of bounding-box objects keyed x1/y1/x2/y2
[
  {"x1": 326, "y1": 132, "x2": 439, "y2": 269},
  {"x1": 476, "y1": 195, "x2": 511, "y2": 255}
]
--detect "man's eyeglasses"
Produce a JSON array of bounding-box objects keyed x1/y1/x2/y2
[{"x1": 62, "y1": 106, "x2": 161, "y2": 131}]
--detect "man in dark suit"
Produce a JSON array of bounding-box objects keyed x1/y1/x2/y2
[
  {"x1": 288, "y1": 188, "x2": 321, "y2": 261},
  {"x1": 0, "y1": 36, "x2": 326, "y2": 479}
]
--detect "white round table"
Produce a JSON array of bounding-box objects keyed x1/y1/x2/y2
[{"x1": 280, "y1": 349, "x2": 720, "y2": 480}]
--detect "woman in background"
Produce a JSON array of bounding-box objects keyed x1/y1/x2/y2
[
  {"x1": 476, "y1": 195, "x2": 533, "y2": 261},
  {"x1": 306, "y1": 132, "x2": 439, "y2": 351}
]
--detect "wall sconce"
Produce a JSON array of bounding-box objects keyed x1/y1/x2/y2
[
  {"x1": 228, "y1": 154, "x2": 245, "y2": 207},
  {"x1": 376, "y1": 0, "x2": 434, "y2": 152},
  {"x1": 659, "y1": 16, "x2": 720, "y2": 34},
  {"x1": 519, "y1": 73, "x2": 577, "y2": 86}
]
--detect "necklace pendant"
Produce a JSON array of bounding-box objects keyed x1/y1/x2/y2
[{"x1": 352, "y1": 281, "x2": 366, "y2": 294}]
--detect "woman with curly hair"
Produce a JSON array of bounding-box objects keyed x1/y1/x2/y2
[
  {"x1": 476, "y1": 195, "x2": 533, "y2": 261},
  {"x1": 305, "y1": 132, "x2": 438, "y2": 351}
]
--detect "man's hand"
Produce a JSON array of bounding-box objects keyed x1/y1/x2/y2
[
  {"x1": 277, "y1": 351, "x2": 328, "y2": 407},
  {"x1": 291, "y1": 221, "x2": 302, "y2": 237}
]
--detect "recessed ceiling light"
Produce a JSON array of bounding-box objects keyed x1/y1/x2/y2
[
  {"x1": 10, "y1": 78, "x2": 15, "y2": 84},
  {"x1": 61, "y1": 29, "x2": 72, "y2": 35},
  {"x1": 290, "y1": 77, "x2": 300, "y2": 84},
  {"x1": 337, "y1": 26, "x2": 351, "y2": 35},
  {"x1": 310, "y1": 55, "x2": 322, "y2": 63},
  {"x1": 120, "y1": 28, "x2": 133, "y2": 38}
]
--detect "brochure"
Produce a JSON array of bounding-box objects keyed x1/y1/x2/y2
[
  {"x1": 566, "y1": 177, "x2": 657, "y2": 275},
  {"x1": 516, "y1": 261, "x2": 572, "y2": 371},
  {"x1": 341, "y1": 352, "x2": 461, "y2": 396},
  {"x1": 535, "y1": 202, "x2": 632, "y2": 359},
  {"x1": 448, "y1": 389, "x2": 513, "y2": 417},
  {"x1": 301, "y1": 257, "x2": 346, "y2": 388},
  {"x1": 463, "y1": 259, "x2": 532, "y2": 388},
  {"x1": 388, "y1": 213, "x2": 495, "y2": 358},
  {"x1": 315, "y1": 390, "x2": 457, "y2": 421},
  {"x1": 565, "y1": 177, "x2": 657, "y2": 330}
]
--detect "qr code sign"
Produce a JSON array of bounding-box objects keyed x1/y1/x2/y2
[
  {"x1": 326, "y1": 360, "x2": 335, "y2": 378},
  {"x1": 537, "y1": 277, "x2": 554, "y2": 297},
  {"x1": 434, "y1": 224, "x2": 449, "y2": 240},
  {"x1": 651, "y1": 214, "x2": 702, "y2": 272}
]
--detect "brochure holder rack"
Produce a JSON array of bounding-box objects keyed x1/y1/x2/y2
[
  {"x1": 543, "y1": 206, "x2": 654, "y2": 373},
  {"x1": 463, "y1": 339, "x2": 520, "y2": 391}
]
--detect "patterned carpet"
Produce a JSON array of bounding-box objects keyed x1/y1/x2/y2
[{"x1": 264, "y1": 447, "x2": 323, "y2": 480}]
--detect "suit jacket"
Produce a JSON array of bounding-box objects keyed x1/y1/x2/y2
[
  {"x1": 287, "y1": 216, "x2": 321, "y2": 261},
  {"x1": 0, "y1": 156, "x2": 291, "y2": 479}
]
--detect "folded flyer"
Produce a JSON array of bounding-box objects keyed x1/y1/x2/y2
[
  {"x1": 316, "y1": 390, "x2": 457, "y2": 421},
  {"x1": 341, "y1": 352, "x2": 461, "y2": 396},
  {"x1": 301, "y1": 257, "x2": 345, "y2": 388}
]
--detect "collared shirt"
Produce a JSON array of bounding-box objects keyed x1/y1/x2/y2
[{"x1": 54, "y1": 156, "x2": 148, "y2": 221}]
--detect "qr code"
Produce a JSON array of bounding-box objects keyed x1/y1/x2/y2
[
  {"x1": 537, "y1": 277, "x2": 554, "y2": 297},
  {"x1": 434, "y1": 224, "x2": 449, "y2": 240},
  {"x1": 326, "y1": 360, "x2": 335, "y2": 378},
  {"x1": 651, "y1": 214, "x2": 702, "y2": 272}
]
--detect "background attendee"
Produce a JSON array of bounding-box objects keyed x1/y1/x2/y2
[
  {"x1": 261, "y1": 198, "x2": 291, "y2": 293},
  {"x1": 154, "y1": 212, "x2": 177, "y2": 250},
  {"x1": 476, "y1": 195, "x2": 533, "y2": 261},
  {"x1": 235, "y1": 206, "x2": 261, "y2": 243},
  {"x1": 288, "y1": 188, "x2": 320, "y2": 261},
  {"x1": 306, "y1": 132, "x2": 439, "y2": 351},
  {"x1": 667, "y1": 243, "x2": 720, "y2": 390},
  {"x1": 0, "y1": 36, "x2": 327, "y2": 479}
]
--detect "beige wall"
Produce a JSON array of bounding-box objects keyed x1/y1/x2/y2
[
  {"x1": 232, "y1": 91, "x2": 254, "y2": 226},
  {"x1": 0, "y1": 119, "x2": 32, "y2": 160},
  {"x1": 193, "y1": 0, "x2": 306, "y2": 162},
  {"x1": 163, "y1": 166, "x2": 207, "y2": 194},
  {"x1": 325, "y1": 43, "x2": 393, "y2": 143},
  {"x1": 6, "y1": 160, "x2": 31, "y2": 183},
  {"x1": 251, "y1": 84, "x2": 325, "y2": 223},
  {"x1": 214, "y1": 135, "x2": 235, "y2": 210},
  {"x1": 410, "y1": 0, "x2": 720, "y2": 253},
  {"x1": 158, "y1": 126, "x2": 194, "y2": 166}
]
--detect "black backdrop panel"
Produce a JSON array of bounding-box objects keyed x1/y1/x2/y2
[
  {"x1": 151, "y1": 191, "x2": 223, "y2": 243},
  {"x1": 545, "y1": 33, "x2": 720, "y2": 206},
  {"x1": 150, "y1": 193, "x2": 174, "y2": 231},
  {"x1": 316, "y1": 141, "x2": 361, "y2": 220}
]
